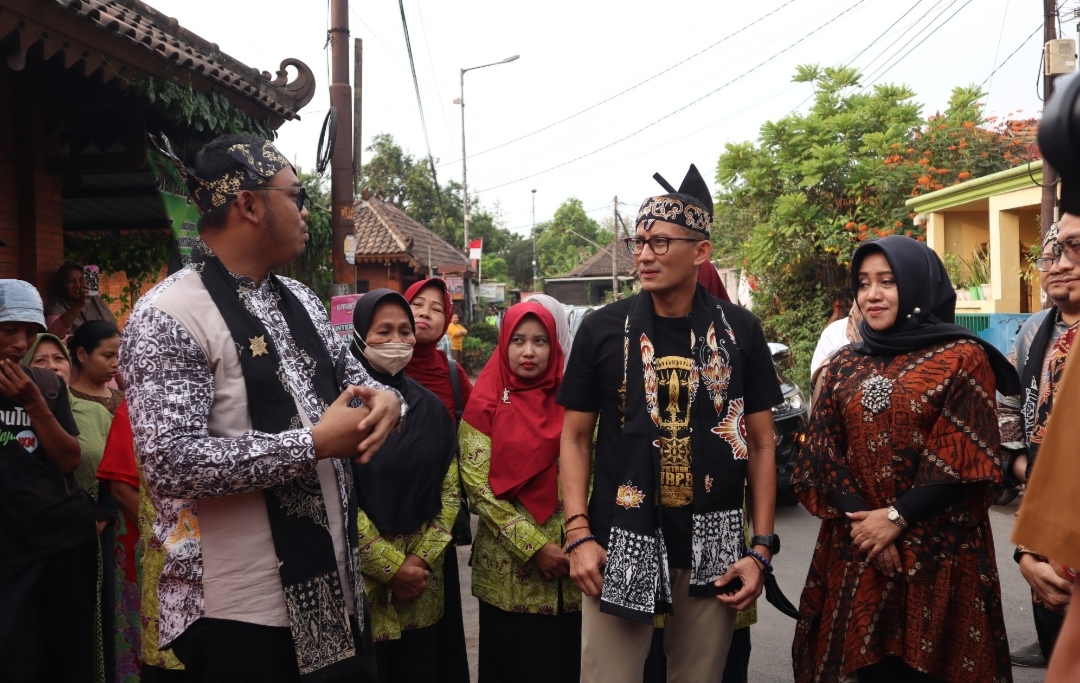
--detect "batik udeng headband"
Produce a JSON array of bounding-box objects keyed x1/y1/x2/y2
[
  {"x1": 636, "y1": 194, "x2": 712, "y2": 236},
  {"x1": 149, "y1": 133, "x2": 292, "y2": 216}
]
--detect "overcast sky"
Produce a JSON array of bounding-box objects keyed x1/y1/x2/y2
[{"x1": 151, "y1": 0, "x2": 1066, "y2": 239}]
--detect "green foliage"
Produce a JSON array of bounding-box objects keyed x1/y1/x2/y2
[
  {"x1": 714, "y1": 66, "x2": 1025, "y2": 392},
  {"x1": 64, "y1": 230, "x2": 171, "y2": 316},
  {"x1": 942, "y1": 251, "x2": 969, "y2": 289},
  {"x1": 958, "y1": 245, "x2": 992, "y2": 286},
  {"x1": 468, "y1": 321, "x2": 499, "y2": 346},
  {"x1": 534, "y1": 198, "x2": 601, "y2": 277},
  {"x1": 359, "y1": 133, "x2": 598, "y2": 292},
  {"x1": 461, "y1": 335, "x2": 494, "y2": 374},
  {"x1": 131, "y1": 74, "x2": 277, "y2": 139},
  {"x1": 276, "y1": 169, "x2": 333, "y2": 306}
]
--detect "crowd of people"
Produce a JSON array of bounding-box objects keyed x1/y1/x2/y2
[{"x1": 2, "y1": 129, "x2": 1079, "y2": 683}]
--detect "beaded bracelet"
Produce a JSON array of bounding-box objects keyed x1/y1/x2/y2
[
  {"x1": 565, "y1": 534, "x2": 597, "y2": 554},
  {"x1": 744, "y1": 548, "x2": 773, "y2": 573},
  {"x1": 566, "y1": 513, "x2": 590, "y2": 525}
]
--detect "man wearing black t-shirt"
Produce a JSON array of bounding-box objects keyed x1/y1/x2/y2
[
  {"x1": 0, "y1": 279, "x2": 96, "y2": 683},
  {"x1": 558, "y1": 166, "x2": 782, "y2": 683}
]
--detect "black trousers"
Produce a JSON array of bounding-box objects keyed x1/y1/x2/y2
[
  {"x1": 173, "y1": 614, "x2": 377, "y2": 683},
  {"x1": 477, "y1": 600, "x2": 581, "y2": 683},
  {"x1": 855, "y1": 657, "x2": 946, "y2": 683},
  {"x1": 0, "y1": 540, "x2": 96, "y2": 683},
  {"x1": 1034, "y1": 601, "x2": 1066, "y2": 658}
]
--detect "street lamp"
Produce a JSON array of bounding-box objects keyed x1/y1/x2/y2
[
  {"x1": 531, "y1": 189, "x2": 537, "y2": 289},
  {"x1": 455, "y1": 54, "x2": 519, "y2": 253}
]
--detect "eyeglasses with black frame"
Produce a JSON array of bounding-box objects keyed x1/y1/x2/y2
[
  {"x1": 1036, "y1": 236, "x2": 1080, "y2": 271},
  {"x1": 624, "y1": 235, "x2": 702, "y2": 255},
  {"x1": 248, "y1": 185, "x2": 308, "y2": 212}
]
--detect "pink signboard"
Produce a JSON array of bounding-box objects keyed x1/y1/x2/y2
[{"x1": 331, "y1": 294, "x2": 364, "y2": 339}]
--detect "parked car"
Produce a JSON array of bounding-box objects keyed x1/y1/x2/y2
[{"x1": 769, "y1": 342, "x2": 809, "y2": 505}]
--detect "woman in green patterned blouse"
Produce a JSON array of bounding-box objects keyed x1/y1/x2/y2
[
  {"x1": 349, "y1": 289, "x2": 464, "y2": 682},
  {"x1": 460, "y1": 302, "x2": 581, "y2": 683}
]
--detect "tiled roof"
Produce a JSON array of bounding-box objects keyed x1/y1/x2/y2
[
  {"x1": 0, "y1": 0, "x2": 316, "y2": 123},
  {"x1": 556, "y1": 240, "x2": 636, "y2": 278},
  {"x1": 353, "y1": 199, "x2": 471, "y2": 274}
]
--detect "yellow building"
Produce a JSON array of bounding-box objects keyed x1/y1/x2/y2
[{"x1": 905, "y1": 161, "x2": 1044, "y2": 314}]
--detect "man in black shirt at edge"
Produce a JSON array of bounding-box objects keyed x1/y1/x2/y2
[
  {"x1": 0, "y1": 278, "x2": 96, "y2": 683},
  {"x1": 558, "y1": 165, "x2": 782, "y2": 683}
]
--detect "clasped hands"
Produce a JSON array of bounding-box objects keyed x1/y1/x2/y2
[
  {"x1": 312, "y1": 385, "x2": 401, "y2": 464},
  {"x1": 847, "y1": 508, "x2": 903, "y2": 577}
]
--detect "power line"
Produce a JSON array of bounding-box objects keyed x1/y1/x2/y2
[
  {"x1": 841, "y1": 0, "x2": 931, "y2": 68},
  {"x1": 854, "y1": 0, "x2": 949, "y2": 77},
  {"x1": 435, "y1": 0, "x2": 802, "y2": 170},
  {"x1": 396, "y1": 0, "x2": 448, "y2": 231},
  {"x1": 985, "y1": 0, "x2": 1013, "y2": 104},
  {"x1": 475, "y1": 0, "x2": 871, "y2": 194},
  {"x1": 412, "y1": 0, "x2": 455, "y2": 145},
  {"x1": 860, "y1": 0, "x2": 977, "y2": 91}
]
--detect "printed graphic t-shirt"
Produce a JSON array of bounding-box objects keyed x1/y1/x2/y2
[
  {"x1": 0, "y1": 366, "x2": 94, "y2": 568},
  {"x1": 558, "y1": 295, "x2": 781, "y2": 568}
]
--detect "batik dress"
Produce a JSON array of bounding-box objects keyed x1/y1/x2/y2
[
  {"x1": 792, "y1": 340, "x2": 1011, "y2": 683},
  {"x1": 357, "y1": 459, "x2": 460, "y2": 641}
]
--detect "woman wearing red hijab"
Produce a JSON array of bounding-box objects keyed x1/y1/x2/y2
[
  {"x1": 402, "y1": 279, "x2": 472, "y2": 420},
  {"x1": 459, "y1": 302, "x2": 581, "y2": 683},
  {"x1": 401, "y1": 278, "x2": 471, "y2": 681}
]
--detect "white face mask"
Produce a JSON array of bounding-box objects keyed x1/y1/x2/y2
[{"x1": 360, "y1": 341, "x2": 414, "y2": 376}]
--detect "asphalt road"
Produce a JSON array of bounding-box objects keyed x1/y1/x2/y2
[{"x1": 454, "y1": 494, "x2": 1047, "y2": 682}]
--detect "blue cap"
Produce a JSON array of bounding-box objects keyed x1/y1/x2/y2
[{"x1": 0, "y1": 280, "x2": 47, "y2": 330}]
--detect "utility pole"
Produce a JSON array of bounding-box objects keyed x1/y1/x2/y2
[
  {"x1": 1042, "y1": 0, "x2": 1059, "y2": 248},
  {"x1": 612, "y1": 196, "x2": 619, "y2": 301},
  {"x1": 329, "y1": 0, "x2": 354, "y2": 295},
  {"x1": 531, "y1": 189, "x2": 537, "y2": 289},
  {"x1": 353, "y1": 38, "x2": 362, "y2": 196}
]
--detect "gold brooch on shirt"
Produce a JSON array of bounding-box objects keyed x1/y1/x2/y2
[{"x1": 249, "y1": 335, "x2": 269, "y2": 357}]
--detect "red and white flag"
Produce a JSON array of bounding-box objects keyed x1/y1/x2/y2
[{"x1": 469, "y1": 239, "x2": 483, "y2": 261}]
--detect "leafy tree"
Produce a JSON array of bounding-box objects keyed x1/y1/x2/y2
[
  {"x1": 714, "y1": 66, "x2": 1025, "y2": 390},
  {"x1": 277, "y1": 168, "x2": 333, "y2": 306},
  {"x1": 535, "y1": 198, "x2": 602, "y2": 277}
]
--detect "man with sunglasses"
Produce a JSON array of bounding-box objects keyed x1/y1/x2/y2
[
  {"x1": 558, "y1": 165, "x2": 781, "y2": 683},
  {"x1": 998, "y1": 218, "x2": 1080, "y2": 669},
  {"x1": 121, "y1": 134, "x2": 405, "y2": 682}
]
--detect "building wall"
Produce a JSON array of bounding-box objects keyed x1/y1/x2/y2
[
  {"x1": 354, "y1": 261, "x2": 410, "y2": 294},
  {"x1": 0, "y1": 67, "x2": 67, "y2": 299},
  {"x1": 544, "y1": 280, "x2": 595, "y2": 306}
]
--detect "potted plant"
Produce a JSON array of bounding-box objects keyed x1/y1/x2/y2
[
  {"x1": 960, "y1": 246, "x2": 992, "y2": 301},
  {"x1": 942, "y1": 252, "x2": 970, "y2": 300}
]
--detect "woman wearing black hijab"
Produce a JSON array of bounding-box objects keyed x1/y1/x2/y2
[
  {"x1": 349, "y1": 289, "x2": 467, "y2": 683},
  {"x1": 791, "y1": 236, "x2": 1016, "y2": 683}
]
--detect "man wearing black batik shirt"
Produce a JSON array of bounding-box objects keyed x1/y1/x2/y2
[{"x1": 558, "y1": 165, "x2": 782, "y2": 683}]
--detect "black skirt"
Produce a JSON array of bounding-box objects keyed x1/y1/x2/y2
[{"x1": 477, "y1": 600, "x2": 581, "y2": 683}]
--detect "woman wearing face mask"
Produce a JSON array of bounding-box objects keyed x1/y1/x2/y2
[
  {"x1": 349, "y1": 289, "x2": 465, "y2": 683},
  {"x1": 459, "y1": 302, "x2": 580, "y2": 683},
  {"x1": 791, "y1": 236, "x2": 1018, "y2": 683}
]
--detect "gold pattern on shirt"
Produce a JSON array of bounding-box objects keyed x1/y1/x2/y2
[{"x1": 657, "y1": 355, "x2": 693, "y2": 507}]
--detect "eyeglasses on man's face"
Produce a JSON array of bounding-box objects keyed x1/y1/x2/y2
[
  {"x1": 248, "y1": 185, "x2": 308, "y2": 212},
  {"x1": 624, "y1": 235, "x2": 703, "y2": 256},
  {"x1": 1036, "y1": 236, "x2": 1080, "y2": 272}
]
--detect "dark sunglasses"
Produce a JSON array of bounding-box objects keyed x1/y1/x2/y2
[{"x1": 248, "y1": 185, "x2": 308, "y2": 211}]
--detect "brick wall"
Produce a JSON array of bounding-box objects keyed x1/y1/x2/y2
[{"x1": 0, "y1": 68, "x2": 67, "y2": 301}]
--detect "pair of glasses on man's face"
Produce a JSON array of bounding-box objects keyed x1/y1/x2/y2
[
  {"x1": 1036, "y1": 236, "x2": 1080, "y2": 272},
  {"x1": 248, "y1": 185, "x2": 308, "y2": 211},
  {"x1": 623, "y1": 235, "x2": 703, "y2": 255}
]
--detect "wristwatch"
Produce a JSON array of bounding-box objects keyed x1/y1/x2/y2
[
  {"x1": 886, "y1": 506, "x2": 908, "y2": 530},
  {"x1": 750, "y1": 534, "x2": 781, "y2": 555}
]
